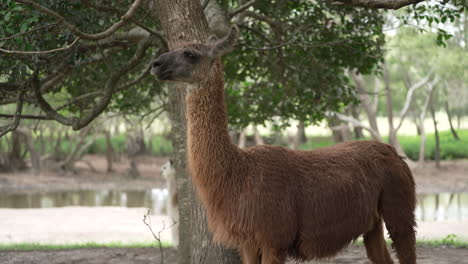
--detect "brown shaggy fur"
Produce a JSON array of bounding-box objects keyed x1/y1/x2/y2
[{"x1": 152, "y1": 27, "x2": 417, "y2": 264}]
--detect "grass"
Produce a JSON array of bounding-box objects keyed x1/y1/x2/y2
[
  {"x1": 300, "y1": 129, "x2": 468, "y2": 160},
  {"x1": 1, "y1": 237, "x2": 466, "y2": 251},
  {"x1": 33, "y1": 129, "x2": 468, "y2": 159},
  {"x1": 0, "y1": 241, "x2": 172, "y2": 251}
]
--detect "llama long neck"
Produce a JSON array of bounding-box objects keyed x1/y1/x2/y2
[{"x1": 186, "y1": 61, "x2": 240, "y2": 203}]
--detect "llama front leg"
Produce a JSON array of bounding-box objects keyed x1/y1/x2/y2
[{"x1": 240, "y1": 242, "x2": 260, "y2": 264}]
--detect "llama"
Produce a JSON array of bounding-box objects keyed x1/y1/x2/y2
[
  {"x1": 160, "y1": 160, "x2": 179, "y2": 247},
  {"x1": 151, "y1": 26, "x2": 416, "y2": 264}
]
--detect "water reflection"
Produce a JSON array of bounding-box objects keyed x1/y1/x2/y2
[
  {"x1": 0, "y1": 189, "x2": 169, "y2": 215},
  {"x1": 416, "y1": 192, "x2": 468, "y2": 222},
  {"x1": 1, "y1": 190, "x2": 467, "y2": 222}
]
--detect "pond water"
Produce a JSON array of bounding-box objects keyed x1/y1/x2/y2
[{"x1": 0, "y1": 190, "x2": 467, "y2": 223}]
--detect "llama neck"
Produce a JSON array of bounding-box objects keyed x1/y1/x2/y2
[{"x1": 186, "y1": 62, "x2": 239, "y2": 193}]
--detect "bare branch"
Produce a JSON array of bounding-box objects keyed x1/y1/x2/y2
[
  {"x1": 0, "y1": 37, "x2": 80, "y2": 55},
  {"x1": 32, "y1": 71, "x2": 79, "y2": 127},
  {"x1": 394, "y1": 71, "x2": 433, "y2": 132},
  {"x1": 331, "y1": 0, "x2": 425, "y2": 10},
  {"x1": 0, "y1": 23, "x2": 58, "y2": 41},
  {"x1": 328, "y1": 112, "x2": 383, "y2": 141},
  {"x1": 14, "y1": 0, "x2": 144, "y2": 40},
  {"x1": 229, "y1": 0, "x2": 256, "y2": 18},
  {"x1": 143, "y1": 209, "x2": 176, "y2": 264},
  {"x1": 0, "y1": 88, "x2": 25, "y2": 138},
  {"x1": 0, "y1": 114, "x2": 52, "y2": 120}
]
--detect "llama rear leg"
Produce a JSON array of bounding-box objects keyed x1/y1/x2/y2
[
  {"x1": 261, "y1": 247, "x2": 285, "y2": 264},
  {"x1": 240, "y1": 242, "x2": 260, "y2": 264},
  {"x1": 382, "y1": 187, "x2": 417, "y2": 264},
  {"x1": 385, "y1": 222, "x2": 416, "y2": 264},
  {"x1": 363, "y1": 220, "x2": 394, "y2": 264}
]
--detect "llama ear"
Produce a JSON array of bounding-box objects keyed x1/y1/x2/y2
[{"x1": 209, "y1": 25, "x2": 239, "y2": 58}]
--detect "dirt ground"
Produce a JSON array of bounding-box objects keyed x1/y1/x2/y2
[{"x1": 1, "y1": 245, "x2": 467, "y2": 264}]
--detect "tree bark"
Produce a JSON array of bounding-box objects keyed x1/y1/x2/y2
[
  {"x1": 430, "y1": 107, "x2": 441, "y2": 169},
  {"x1": 105, "y1": 130, "x2": 114, "y2": 172},
  {"x1": 418, "y1": 79, "x2": 437, "y2": 164},
  {"x1": 16, "y1": 128, "x2": 41, "y2": 175},
  {"x1": 445, "y1": 101, "x2": 460, "y2": 141},
  {"x1": 153, "y1": 0, "x2": 241, "y2": 263}
]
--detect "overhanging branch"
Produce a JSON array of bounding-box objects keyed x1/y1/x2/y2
[
  {"x1": 331, "y1": 0, "x2": 425, "y2": 10},
  {"x1": 14, "y1": 0, "x2": 144, "y2": 40}
]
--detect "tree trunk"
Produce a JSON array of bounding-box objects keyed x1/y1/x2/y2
[
  {"x1": 8, "y1": 131, "x2": 27, "y2": 170},
  {"x1": 431, "y1": 107, "x2": 441, "y2": 169},
  {"x1": 105, "y1": 130, "x2": 114, "y2": 172},
  {"x1": 238, "y1": 129, "x2": 247, "y2": 148},
  {"x1": 153, "y1": 0, "x2": 241, "y2": 263},
  {"x1": 445, "y1": 101, "x2": 460, "y2": 140},
  {"x1": 16, "y1": 128, "x2": 41, "y2": 175},
  {"x1": 351, "y1": 106, "x2": 364, "y2": 139},
  {"x1": 418, "y1": 81, "x2": 437, "y2": 164},
  {"x1": 253, "y1": 126, "x2": 264, "y2": 145}
]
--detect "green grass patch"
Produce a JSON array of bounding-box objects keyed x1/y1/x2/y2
[
  {"x1": 351, "y1": 234, "x2": 468, "y2": 248},
  {"x1": 0, "y1": 241, "x2": 172, "y2": 251},
  {"x1": 299, "y1": 129, "x2": 468, "y2": 160}
]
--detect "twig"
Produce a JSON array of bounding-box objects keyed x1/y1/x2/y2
[
  {"x1": 0, "y1": 37, "x2": 80, "y2": 55},
  {"x1": 14, "y1": 0, "x2": 143, "y2": 41},
  {"x1": 143, "y1": 209, "x2": 177, "y2": 264},
  {"x1": 0, "y1": 114, "x2": 52, "y2": 120},
  {"x1": 0, "y1": 23, "x2": 58, "y2": 41}
]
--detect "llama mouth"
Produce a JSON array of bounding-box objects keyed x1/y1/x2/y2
[{"x1": 157, "y1": 70, "x2": 172, "y2": 81}]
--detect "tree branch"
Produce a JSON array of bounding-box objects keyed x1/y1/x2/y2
[
  {"x1": 229, "y1": 0, "x2": 256, "y2": 18},
  {"x1": 32, "y1": 71, "x2": 79, "y2": 127},
  {"x1": 0, "y1": 23, "x2": 58, "y2": 41},
  {"x1": 331, "y1": 0, "x2": 425, "y2": 9},
  {"x1": 14, "y1": 0, "x2": 143, "y2": 40},
  {"x1": 328, "y1": 112, "x2": 383, "y2": 141},
  {"x1": 0, "y1": 88, "x2": 26, "y2": 138},
  {"x1": 0, "y1": 114, "x2": 52, "y2": 120},
  {"x1": 0, "y1": 37, "x2": 80, "y2": 55},
  {"x1": 74, "y1": 36, "x2": 155, "y2": 130},
  {"x1": 394, "y1": 71, "x2": 433, "y2": 132}
]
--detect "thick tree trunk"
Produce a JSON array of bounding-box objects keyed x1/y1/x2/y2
[
  {"x1": 431, "y1": 107, "x2": 441, "y2": 169},
  {"x1": 153, "y1": 0, "x2": 241, "y2": 263},
  {"x1": 445, "y1": 102, "x2": 460, "y2": 141}
]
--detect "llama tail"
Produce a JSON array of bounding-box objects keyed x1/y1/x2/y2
[{"x1": 381, "y1": 150, "x2": 417, "y2": 264}]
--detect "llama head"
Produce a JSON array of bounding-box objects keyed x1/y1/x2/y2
[{"x1": 151, "y1": 25, "x2": 239, "y2": 84}]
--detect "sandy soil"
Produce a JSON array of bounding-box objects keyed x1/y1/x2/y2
[{"x1": 1, "y1": 246, "x2": 467, "y2": 264}]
